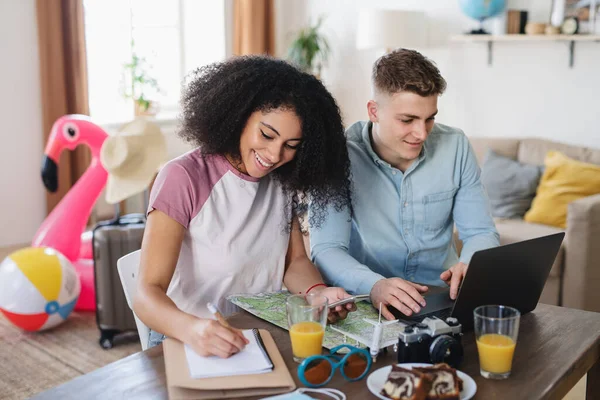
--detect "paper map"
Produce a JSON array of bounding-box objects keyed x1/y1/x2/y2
[{"x1": 228, "y1": 291, "x2": 406, "y2": 350}]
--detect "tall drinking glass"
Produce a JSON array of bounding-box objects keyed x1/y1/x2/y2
[
  {"x1": 474, "y1": 305, "x2": 520, "y2": 379},
  {"x1": 286, "y1": 293, "x2": 328, "y2": 363}
]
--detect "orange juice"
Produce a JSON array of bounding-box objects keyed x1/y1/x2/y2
[
  {"x1": 290, "y1": 321, "x2": 324, "y2": 358},
  {"x1": 476, "y1": 333, "x2": 516, "y2": 373}
]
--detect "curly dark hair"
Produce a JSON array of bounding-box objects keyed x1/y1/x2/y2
[{"x1": 179, "y1": 55, "x2": 352, "y2": 229}]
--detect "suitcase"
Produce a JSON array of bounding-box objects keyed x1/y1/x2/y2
[{"x1": 93, "y1": 213, "x2": 145, "y2": 349}]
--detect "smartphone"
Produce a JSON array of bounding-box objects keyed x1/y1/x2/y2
[{"x1": 328, "y1": 294, "x2": 370, "y2": 308}]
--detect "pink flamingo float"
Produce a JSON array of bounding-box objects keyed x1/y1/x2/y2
[{"x1": 33, "y1": 115, "x2": 109, "y2": 311}]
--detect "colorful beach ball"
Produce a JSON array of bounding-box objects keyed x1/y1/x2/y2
[{"x1": 0, "y1": 247, "x2": 80, "y2": 331}]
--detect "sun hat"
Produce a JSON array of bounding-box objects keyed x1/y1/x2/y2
[{"x1": 100, "y1": 118, "x2": 167, "y2": 204}]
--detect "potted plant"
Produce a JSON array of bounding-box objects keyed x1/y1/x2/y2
[
  {"x1": 122, "y1": 43, "x2": 161, "y2": 116},
  {"x1": 287, "y1": 16, "x2": 331, "y2": 78}
]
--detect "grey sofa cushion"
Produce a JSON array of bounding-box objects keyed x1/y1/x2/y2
[{"x1": 481, "y1": 149, "x2": 543, "y2": 219}]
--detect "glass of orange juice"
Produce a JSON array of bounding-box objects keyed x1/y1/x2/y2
[
  {"x1": 286, "y1": 293, "x2": 328, "y2": 363},
  {"x1": 474, "y1": 305, "x2": 520, "y2": 379}
]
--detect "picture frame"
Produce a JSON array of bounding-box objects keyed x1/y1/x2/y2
[
  {"x1": 564, "y1": 0, "x2": 597, "y2": 21},
  {"x1": 551, "y1": 0, "x2": 599, "y2": 32}
]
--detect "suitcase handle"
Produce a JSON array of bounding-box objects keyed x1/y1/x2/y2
[
  {"x1": 97, "y1": 201, "x2": 146, "y2": 228},
  {"x1": 115, "y1": 213, "x2": 146, "y2": 225},
  {"x1": 98, "y1": 213, "x2": 145, "y2": 227}
]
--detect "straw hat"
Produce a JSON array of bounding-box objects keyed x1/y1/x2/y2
[{"x1": 100, "y1": 118, "x2": 167, "y2": 204}]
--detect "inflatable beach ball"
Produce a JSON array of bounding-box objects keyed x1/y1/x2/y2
[{"x1": 0, "y1": 247, "x2": 80, "y2": 331}]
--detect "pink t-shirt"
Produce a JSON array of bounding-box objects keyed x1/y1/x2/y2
[{"x1": 148, "y1": 149, "x2": 290, "y2": 318}]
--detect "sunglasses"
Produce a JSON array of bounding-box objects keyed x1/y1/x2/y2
[{"x1": 297, "y1": 345, "x2": 373, "y2": 388}]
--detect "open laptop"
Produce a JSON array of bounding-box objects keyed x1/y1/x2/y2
[{"x1": 390, "y1": 232, "x2": 565, "y2": 331}]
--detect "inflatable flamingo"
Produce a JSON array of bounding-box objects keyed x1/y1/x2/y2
[{"x1": 33, "y1": 115, "x2": 109, "y2": 311}]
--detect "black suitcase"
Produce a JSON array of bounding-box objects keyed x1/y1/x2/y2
[{"x1": 93, "y1": 213, "x2": 145, "y2": 349}]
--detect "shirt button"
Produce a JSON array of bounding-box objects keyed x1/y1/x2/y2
[
  {"x1": 392, "y1": 171, "x2": 397, "y2": 175},
  {"x1": 404, "y1": 202, "x2": 408, "y2": 207}
]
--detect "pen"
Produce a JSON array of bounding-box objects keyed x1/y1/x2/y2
[
  {"x1": 207, "y1": 302, "x2": 232, "y2": 328},
  {"x1": 207, "y1": 302, "x2": 250, "y2": 346}
]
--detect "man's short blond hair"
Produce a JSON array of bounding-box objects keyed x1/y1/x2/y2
[{"x1": 372, "y1": 48, "x2": 447, "y2": 98}]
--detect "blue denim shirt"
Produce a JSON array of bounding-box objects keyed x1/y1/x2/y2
[{"x1": 310, "y1": 121, "x2": 499, "y2": 295}]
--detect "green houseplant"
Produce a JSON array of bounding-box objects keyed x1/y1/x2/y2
[
  {"x1": 122, "y1": 43, "x2": 161, "y2": 116},
  {"x1": 287, "y1": 17, "x2": 331, "y2": 78}
]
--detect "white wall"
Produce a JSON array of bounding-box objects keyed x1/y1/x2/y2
[
  {"x1": 276, "y1": 0, "x2": 600, "y2": 150},
  {"x1": 0, "y1": 0, "x2": 45, "y2": 247},
  {"x1": 0, "y1": 0, "x2": 596, "y2": 249}
]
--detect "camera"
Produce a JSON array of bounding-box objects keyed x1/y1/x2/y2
[{"x1": 397, "y1": 316, "x2": 463, "y2": 368}]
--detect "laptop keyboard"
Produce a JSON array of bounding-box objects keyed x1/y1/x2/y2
[{"x1": 398, "y1": 308, "x2": 453, "y2": 323}]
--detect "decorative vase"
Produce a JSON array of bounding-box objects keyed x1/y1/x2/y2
[
  {"x1": 550, "y1": 0, "x2": 566, "y2": 27},
  {"x1": 134, "y1": 100, "x2": 158, "y2": 117}
]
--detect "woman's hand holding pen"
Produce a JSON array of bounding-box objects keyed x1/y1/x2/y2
[
  {"x1": 184, "y1": 317, "x2": 249, "y2": 358},
  {"x1": 185, "y1": 303, "x2": 249, "y2": 359}
]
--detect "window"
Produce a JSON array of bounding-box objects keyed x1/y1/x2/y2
[{"x1": 84, "y1": 0, "x2": 227, "y2": 124}]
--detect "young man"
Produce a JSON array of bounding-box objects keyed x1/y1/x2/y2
[{"x1": 310, "y1": 49, "x2": 499, "y2": 320}]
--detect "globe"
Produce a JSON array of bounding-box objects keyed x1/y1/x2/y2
[{"x1": 459, "y1": 0, "x2": 506, "y2": 34}]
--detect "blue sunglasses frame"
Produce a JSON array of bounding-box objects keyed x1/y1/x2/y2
[{"x1": 297, "y1": 344, "x2": 373, "y2": 388}]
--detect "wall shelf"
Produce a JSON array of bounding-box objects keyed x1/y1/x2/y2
[{"x1": 450, "y1": 34, "x2": 600, "y2": 67}]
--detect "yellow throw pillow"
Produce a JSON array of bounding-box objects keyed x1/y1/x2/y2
[{"x1": 524, "y1": 151, "x2": 600, "y2": 228}]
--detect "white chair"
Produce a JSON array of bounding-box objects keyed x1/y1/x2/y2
[{"x1": 117, "y1": 249, "x2": 150, "y2": 350}]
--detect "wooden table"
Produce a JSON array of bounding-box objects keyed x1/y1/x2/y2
[{"x1": 32, "y1": 304, "x2": 600, "y2": 400}]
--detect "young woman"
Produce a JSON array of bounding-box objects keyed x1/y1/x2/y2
[{"x1": 133, "y1": 56, "x2": 355, "y2": 358}]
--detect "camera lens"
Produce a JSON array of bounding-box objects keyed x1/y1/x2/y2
[{"x1": 429, "y1": 335, "x2": 463, "y2": 368}]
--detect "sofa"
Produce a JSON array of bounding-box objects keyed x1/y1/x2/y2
[{"x1": 466, "y1": 137, "x2": 600, "y2": 313}]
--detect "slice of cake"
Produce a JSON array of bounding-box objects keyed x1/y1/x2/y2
[
  {"x1": 381, "y1": 365, "x2": 431, "y2": 400},
  {"x1": 413, "y1": 363, "x2": 461, "y2": 400}
]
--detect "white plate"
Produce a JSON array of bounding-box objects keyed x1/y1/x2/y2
[{"x1": 367, "y1": 363, "x2": 477, "y2": 400}]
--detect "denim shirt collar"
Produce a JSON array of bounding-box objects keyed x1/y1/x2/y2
[{"x1": 360, "y1": 121, "x2": 428, "y2": 171}]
